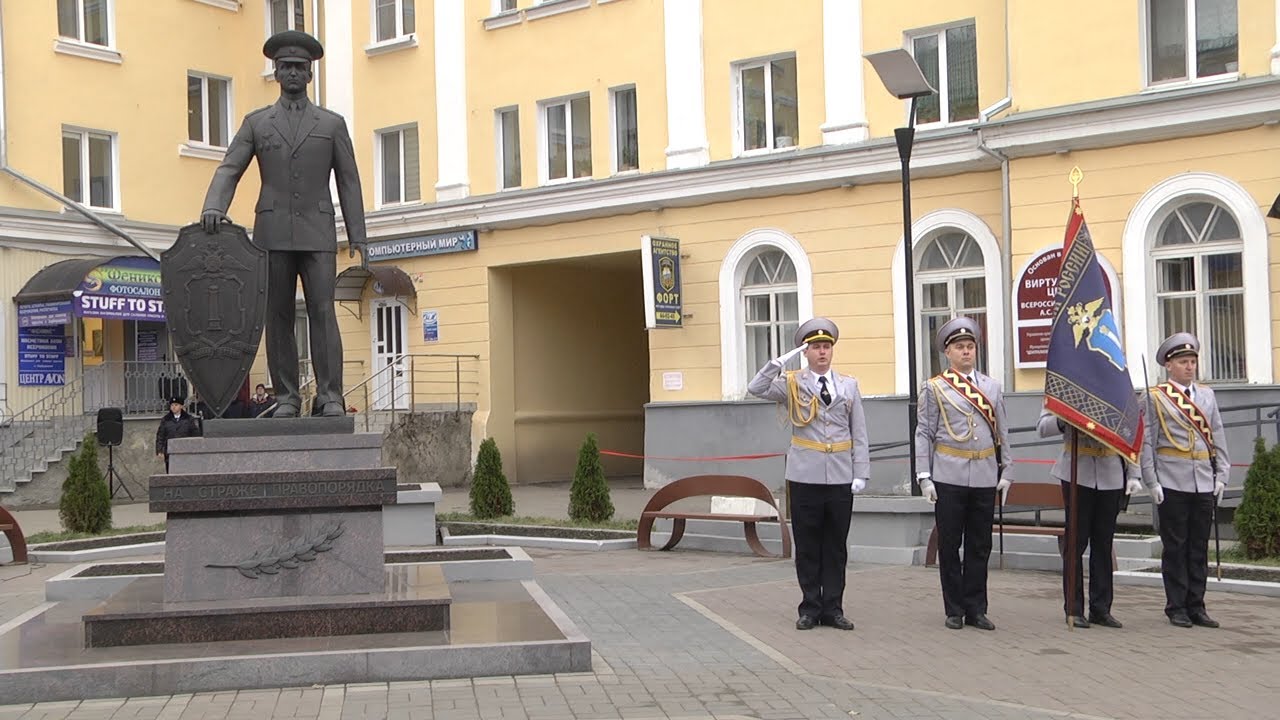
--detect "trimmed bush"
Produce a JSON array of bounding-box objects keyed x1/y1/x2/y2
[
  {"x1": 59, "y1": 433, "x2": 113, "y2": 534},
  {"x1": 469, "y1": 437, "x2": 513, "y2": 519},
  {"x1": 569, "y1": 433, "x2": 614, "y2": 522},
  {"x1": 1235, "y1": 436, "x2": 1280, "y2": 559}
]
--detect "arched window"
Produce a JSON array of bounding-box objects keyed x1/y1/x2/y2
[
  {"x1": 741, "y1": 249, "x2": 800, "y2": 374},
  {"x1": 916, "y1": 230, "x2": 988, "y2": 378},
  {"x1": 1151, "y1": 200, "x2": 1245, "y2": 381},
  {"x1": 719, "y1": 228, "x2": 814, "y2": 399}
]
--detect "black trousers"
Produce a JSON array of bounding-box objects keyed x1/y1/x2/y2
[
  {"x1": 1157, "y1": 488, "x2": 1215, "y2": 617},
  {"x1": 1060, "y1": 482, "x2": 1122, "y2": 617},
  {"x1": 934, "y1": 483, "x2": 996, "y2": 619},
  {"x1": 788, "y1": 481, "x2": 853, "y2": 621},
  {"x1": 267, "y1": 251, "x2": 343, "y2": 412}
]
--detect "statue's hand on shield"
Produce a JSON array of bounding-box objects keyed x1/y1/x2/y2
[
  {"x1": 349, "y1": 240, "x2": 367, "y2": 264},
  {"x1": 200, "y1": 209, "x2": 228, "y2": 234}
]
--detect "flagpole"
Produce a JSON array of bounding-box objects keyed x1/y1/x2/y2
[{"x1": 1066, "y1": 432, "x2": 1081, "y2": 630}]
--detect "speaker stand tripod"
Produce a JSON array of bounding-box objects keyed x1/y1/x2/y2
[{"x1": 106, "y1": 445, "x2": 133, "y2": 500}]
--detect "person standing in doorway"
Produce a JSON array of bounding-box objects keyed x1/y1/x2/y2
[
  {"x1": 748, "y1": 318, "x2": 870, "y2": 631},
  {"x1": 156, "y1": 397, "x2": 201, "y2": 472},
  {"x1": 915, "y1": 317, "x2": 1013, "y2": 631},
  {"x1": 1037, "y1": 408, "x2": 1144, "y2": 628},
  {"x1": 1141, "y1": 332, "x2": 1228, "y2": 628}
]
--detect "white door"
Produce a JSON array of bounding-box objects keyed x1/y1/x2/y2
[{"x1": 370, "y1": 299, "x2": 409, "y2": 410}]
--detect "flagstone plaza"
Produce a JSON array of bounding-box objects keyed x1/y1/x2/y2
[{"x1": 2, "y1": 544, "x2": 1276, "y2": 720}]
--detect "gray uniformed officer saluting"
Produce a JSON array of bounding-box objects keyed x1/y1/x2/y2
[
  {"x1": 1037, "y1": 409, "x2": 1143, "y2": 628},
  {"x1": 749, "y1": 318, "x2": 870, "y2": 631},
  {"x1": 915, "y1": 317, "x2": 1012, "y2": 631},
  {"x1": 1141, "y1": 332, "x2": 1229, "y2": 628}
]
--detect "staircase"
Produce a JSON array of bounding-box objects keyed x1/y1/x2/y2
[{"x1": 0, "y1": 377, "x2": 95, "y2": 493}]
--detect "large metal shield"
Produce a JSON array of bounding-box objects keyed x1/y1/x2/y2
[{"x1": 162, "y1": 223, "x2": 267, "y2": 418}]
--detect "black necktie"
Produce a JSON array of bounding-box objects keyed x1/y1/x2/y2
[{"x1": 819, "y1": 376, "x2": 831, "y2": 406}]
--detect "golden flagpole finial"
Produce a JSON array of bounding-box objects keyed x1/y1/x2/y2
[{"x1": 1069, "y1": 166, "x2": 1084, "y2": 199}]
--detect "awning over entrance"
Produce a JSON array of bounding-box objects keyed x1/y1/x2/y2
[
  {"x1": 334, "y1": 265, "x2": 416, "y2": 302},
  {"x1": 13, "y1": 255, "x2": 164, "y2": 325}
]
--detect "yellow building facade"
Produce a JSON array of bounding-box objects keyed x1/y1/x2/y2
[{"x1": 2, "y1": 0, "x2": 1279, "y2": 488}]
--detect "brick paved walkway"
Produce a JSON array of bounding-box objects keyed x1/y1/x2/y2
[{"x1": 1, "y1": 548, "x2": 1276, "y2": 719}]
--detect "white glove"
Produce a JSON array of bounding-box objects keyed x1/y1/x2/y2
[
  {"x1": 996, "y1": 478, "x2": 1012, "y2": 506},
  {"x1": 918, "y1": 478, "x2": 937, "y2": 503},
  {"x1": 1213, "y1": 481, "x2": 1225, "y2": 501},
  {"x1": 1150, "y1": 484, "x2": 1165, "y2": 505},
  {"x1": 1125, "y1": 478, "x2": 1143, "y2": 496},
  {"x1": 851, "y1": 478, "x2": 866, "y2": 493},
  {"x1": 776, "y1": 345, "x2": 804, "y2": 364}
]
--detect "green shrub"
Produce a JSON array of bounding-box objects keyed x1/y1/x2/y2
[
  {"x1": 569, "y1": 433, "x2": 614, "y2": 522},
  {"x1": 1236, "y1": 436, "x2": 1280, "y2": 559},
  {"x1": 469, "y1": 437, "x2": 513, "y2": 519},
  {"x1": 59, "y1": 433, "x2": 113, "y2": 534}
]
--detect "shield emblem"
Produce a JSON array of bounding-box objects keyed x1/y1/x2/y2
[
  {"x1": 659, "y1": 256, "x2": 675, "y2": 292},
  {"x1": 162, "y1": 223, "x2": 267, "y2": 418}
]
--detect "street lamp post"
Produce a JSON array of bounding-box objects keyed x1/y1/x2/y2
[{"x1": 864, "y1": 49, "x2": 936, "y2": 495}]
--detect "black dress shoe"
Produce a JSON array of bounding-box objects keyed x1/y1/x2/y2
[
  {"x1": 945, "y1": 615, "x2": 964, "y2": 630},
  {"x1": 1169, "y1": 611, "x2": 1193, "y2": 628},
  {"x1": 965, "y1": 614, "x2": 996, "y2": 631},
  {"x1": 795, "y1": 615, "x2": 817, "y2": 630},
  {"x1": 1190, "y1": 612, "x2": 1220, "y2": 628},
  {"x1": 1069, "y1": 615, "x2": 1090, "y2": 629},
  {"x1": 1088, "y1": 612, "x2": 1123, "y2": 629},
  {"x1": 825, "y1": 615, "x2": 855, "y2": 631}
]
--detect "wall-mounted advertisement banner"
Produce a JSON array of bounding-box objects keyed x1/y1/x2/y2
[
  {"x1": 76, "y1": 256, "x2": 166, "y2": 321},
  {"x1": 641, "y1": 235, "x2": 682, "y2": 329},
  {"x1": 365, "y1": 230, "x2": 478, "y2": 261},
  {"x1": 17, "y1": 300, "x2": 74, "y2": 328},
  {"x1": 422, "y1": 310, "x2": 439, "y2": 342},
  {"x1": 18, "y1": 326, "x2": 66, "y2": 386},
  {"x1": 1013, "y1": 246, "x2": 1119, "y2": 368}
]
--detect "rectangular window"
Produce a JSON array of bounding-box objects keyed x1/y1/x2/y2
[
  {"x1": 909, "y1": 23, "x2": 978, "y2": 125},
  {"x1": 734, "y1": 55, "x2": 798, "y2": 154},
  {"x1": 375, "y1": 0, "x2": 416, "y2": 42},
  {"x1": 497, "y1": 107, "x2": 522, "y2": 190},
  {"x1": 58, "y1": 0, "x2": 110, "y2": 46},
  {"x1": 269, "y1": 0, "x2": 305, "y2": 34},
  {"x1": 542, "y1": 95, "x2": 591, "y2": 182},
  {"x1": 187, "y1": 73, "x2": 231, "y2": 147},
  {"x1": 497, "y1": 0, "x2": 518, "y2": 12},
  {"x1": 378, "y1": 126, "x2": 421, "y2": 206},
  {"x1": 1155, "y1": 252, "x2": 1245, "y2": 380},
  {"x1": 62, "y1": 128, "x2": 115, "y2": 210},
  {"x1": 1147, "y1": 0, "x2": 1237, "y2": 85},
  {"x1": 611, "y1": 86, "x2": 638, "y2": 173}
]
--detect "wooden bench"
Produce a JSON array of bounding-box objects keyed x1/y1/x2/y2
[
  {"x1": 0, "y1": 505, "x2": 28, "y2": 565},
  {"x1": 637, "y1": 475, "x2": 792, "y2": 558},
  {"x1": 924, "y1": 482, "x2": 1116, "y2": 570}
]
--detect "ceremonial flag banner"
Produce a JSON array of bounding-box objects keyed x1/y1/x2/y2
[{"x1": 1043, "y1": 198, "x2": 1144, "y2": 462}]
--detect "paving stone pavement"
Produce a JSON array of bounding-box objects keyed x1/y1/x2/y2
[{"x1": 1, "y1": 547, "x2": 1277, "y2": 719}]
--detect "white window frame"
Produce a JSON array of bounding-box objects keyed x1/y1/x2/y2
[
  {"x1": 914, "y1": 233, "x2": 990, "y2": 380},
  {"x1": 1123, "y1": 172, "x2": 1270, "y2": 385},
  {"x1": 538, "y1": 93, "x2": 591, "y2": 185},
  {"x1": 375, "y1": 124, "x2": 421, "y2": 208},
  {"x1": 371, "y1": 0, "x2": 416, "y2": 43},
  {"x1": 609, "y1": 85, "x2": 638, "y2": 174},
  {"x1": 731, "y1": 53, "x2": 798, "y2": 157},
  {"x1": 185, "y1": 72, "x2": 233, "y2": 150},
  {"x1": 495, "y1": 106, "x2": 522, "y2": 191},
  {"x1": 891, "y1": 210, "x2": 1005, "y2": 392},
  {"x1": 1140, "y1": 0, "x2": 1239, "y2": 89},
  {"x1": 263, "y1": 0, "x2": 305, "y2": 74},
  {"x1": 905, "y1": 21, "x2": 979, "y2": 128},
  {"x1": 719, "y1": 228, "x2": 814, "y2": 400},
  {"x1": 62, "y1": 126, "x2": 120, "y2": 213},
  {"x1": 495, "y1": 0, "x2": 518, "y2": 13},
  {"x1": 54, "y1": 0, "x2": 120, "y2": 63},
  {"x1": 1151, "y1": 239, "x2": 1245, "y2": 383}
]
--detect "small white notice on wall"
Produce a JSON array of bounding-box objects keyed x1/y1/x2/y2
[{"x1": 662, "y1": 371, "x2": 683, "y2": 391}]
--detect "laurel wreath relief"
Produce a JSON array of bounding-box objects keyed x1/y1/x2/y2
[{"x1": 205, "y1": 521, "x2": 345, "y2": 579}]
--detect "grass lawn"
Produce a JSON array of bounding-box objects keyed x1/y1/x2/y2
[
  {"x1": 25, "y1": 523, "x2": 167, "y2": 545},
  {"x1": 1219, "y1": 546, "x2": 1280, "y2": 567}
]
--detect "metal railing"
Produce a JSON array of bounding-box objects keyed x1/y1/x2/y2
[
  {"x1": 342, "y1": 353, "x2": 480, "y2": 432},
  {"x1": 0, "y1": 374, "x2": 94, "y2": 491},
  {"x1": 83, "y1": 361, "x2": 190, "y2": 416}
]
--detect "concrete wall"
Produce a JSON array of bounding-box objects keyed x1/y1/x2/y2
[{"x1": 382, "y1": 410, "x2": 475, "y2": 488}]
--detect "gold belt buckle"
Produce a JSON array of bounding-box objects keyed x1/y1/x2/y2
[{"x1": 825, "y1": 443, "x2": 833, "y2": 452}]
